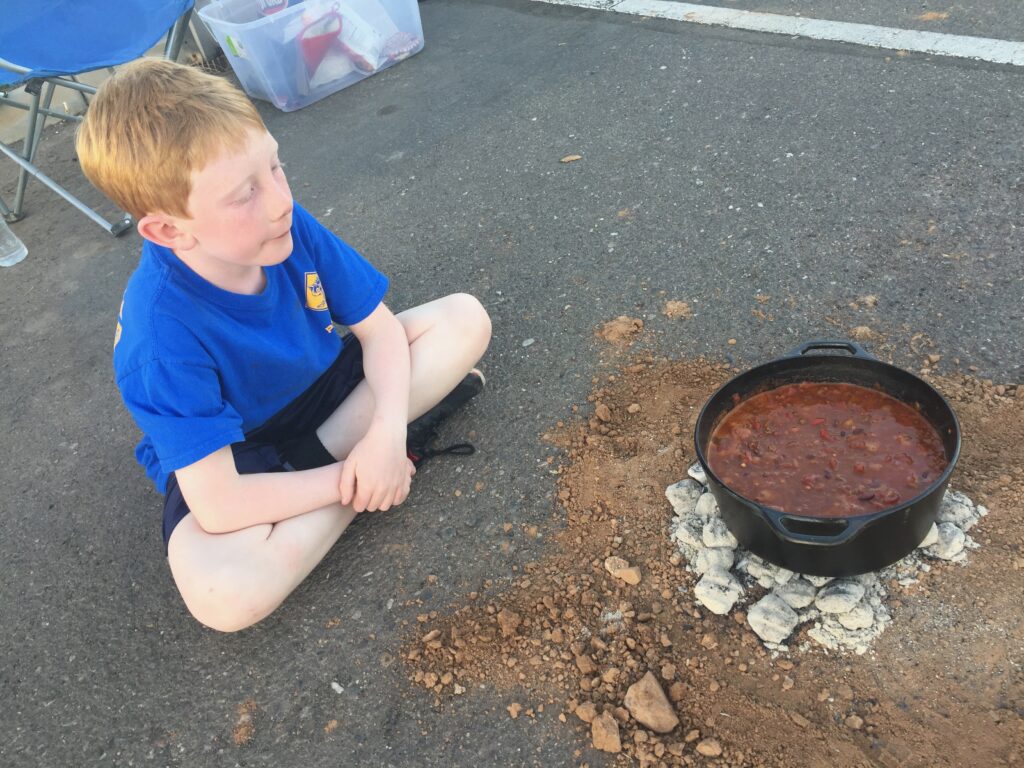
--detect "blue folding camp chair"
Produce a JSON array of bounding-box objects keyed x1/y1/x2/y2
[{"x1": 0, "y1": 0, "x2": 195, "y2": 236}]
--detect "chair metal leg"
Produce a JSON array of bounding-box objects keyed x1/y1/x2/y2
[
  {"x1": 0, "y1": 141, "x2": 133, "y2": 235},
  {"x1": 28, "y1": 81, "x2": 56, "y2": 164},
  {"x1": 68, "y1": 75, "x2": 91, "y2": 110},
  {"x1": 0, "y1": 93, "x2": 84, "y2": 121},
  {"x1": 164, "y1": 8, "x2": 194, "y2": 61},
  {"x1": 10, "y1": 85, "x2": 41, "y2": 218}
]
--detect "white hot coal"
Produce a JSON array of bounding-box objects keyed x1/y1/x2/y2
[{"x1": 667, "y1": 464, "x2": 987, "y2": 655}]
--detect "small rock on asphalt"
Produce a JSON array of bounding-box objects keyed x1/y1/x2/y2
[
  {"x1": 790, "y1": 712, "x2": 811, "y2": 728},
  {"x1": 617, "y1": 567, "x2": 642, "y2": 585},
  {"x1": 623, "y1": 671, "x2": 680, "y2": 733},
  {"x1": 604, "y1": 555, "x2": 629, "y2": 574},
  {"x1": 605, "y1": 556, "x2": 642, "y2": 584},
  {"x1": 696, "y1": 739, "x2": 723, "y2": 757},
  {"x1": 592, "y1": 711, "x2": 622, "y2": 753}
]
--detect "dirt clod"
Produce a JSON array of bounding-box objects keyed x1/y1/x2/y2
[
  {"x1": 597, "y1": 316, "x2": 643, "y2": 345},
  {"x1": 232, "y1": 700, "x2": 257, "y2": 746},
  {"x1": 591, "y1": 711, "x2": 623, "y2": 753},
  {"x1": 663, "y1": 300, "x2": 693, "y2": 319},
  {"x1": 851, "y1": 325, "x2": 876, "y2": 340},
  {"x1": 497, "y1": 608, "x2": 521, "y2": 638}
]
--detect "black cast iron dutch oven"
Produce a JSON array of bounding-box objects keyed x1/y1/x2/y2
[{"x1": 693, "y1": 340, "x2": 961, "y2": 577}]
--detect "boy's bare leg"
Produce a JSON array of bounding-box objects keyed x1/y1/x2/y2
[
  {"x1": 316, "y1": 292, "x2": 492, "y2": 458},
  {"x1": 166, "y1": 293, "x2": 491, "y2": 632},
  {"x1": 167, "y1": 502, "x2": 357, "y2": 632}
]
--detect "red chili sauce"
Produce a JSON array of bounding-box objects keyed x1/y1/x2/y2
[{"x1": 706, "y1": 382, "x2": 947, "y2": 517}]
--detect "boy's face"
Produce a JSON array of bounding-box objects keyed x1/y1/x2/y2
[{"x1": 176, "y1": 128, "x2": 294, "y2": 273}]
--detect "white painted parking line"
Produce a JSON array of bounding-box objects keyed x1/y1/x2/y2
[{"x1": 535, "y1": 0, "x2": 1024, "y2": 66}]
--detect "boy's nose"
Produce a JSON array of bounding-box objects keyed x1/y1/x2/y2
[
  {"x1": 267, "y1": 179, "x2": 293, "y2": 221},
  {"x1": 270, "y1": 198, "x2": 293, "y2": 223}
]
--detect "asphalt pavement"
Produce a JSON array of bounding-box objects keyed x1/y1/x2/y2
[{"x1": 1, "y1": 1, "x2": 1022, "y2": 765}]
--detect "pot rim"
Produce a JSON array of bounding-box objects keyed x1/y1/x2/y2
[{"x1": 692, "y1": 340, "x2": 962, "y2": 531}]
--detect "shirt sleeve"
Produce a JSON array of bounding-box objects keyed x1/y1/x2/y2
[
  {"x1": 292, "y1": 204, "x2": 389, "y2": 326},
  {"x1": 118, "y1": 358, "x2": 245, "y2": 476}
]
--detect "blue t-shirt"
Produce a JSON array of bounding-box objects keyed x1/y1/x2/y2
[{"x1": 113, "y1": 203, "x2": 388, "y2": 494}]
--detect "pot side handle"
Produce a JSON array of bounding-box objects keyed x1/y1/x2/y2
[
  {"x1": 765, "y1": 512, "x2": 871, "y2": 546},
  {"x1": 784, "y1": 339, "x2": 875, "y2": 360}
]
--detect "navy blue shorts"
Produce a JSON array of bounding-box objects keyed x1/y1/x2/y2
[{"x1": 161, "y1": 335, "x2": 364, "y2": 551}]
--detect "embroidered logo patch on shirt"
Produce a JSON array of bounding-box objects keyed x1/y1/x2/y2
[
  {"x1": 114, "y1": 299, "x2": 124, "y2": 347},
  {"x1": 305, "y1": 272, "x2": 328, "y2": 311}
]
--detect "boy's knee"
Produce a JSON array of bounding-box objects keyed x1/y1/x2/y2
[
  {"x1": 179, "y1": 569, "x2": 281, "y2": 633},
  {"x1": 187, "y1": 592, "x2": 278, "y2": 633},
  {"x1": 447, "y1": 292, "x2": 492, "y2": 345}
]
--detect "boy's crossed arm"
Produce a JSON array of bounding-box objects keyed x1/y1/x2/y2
[
  {"x1": 338, "y1": 302, "x2": 414, "y2": 513},
  {"x1": 174, "y1": 448, "x2": 343, "y2": 534},
  {"x1": 175, "y1": 303, "x2": 415, "y2": 534}
]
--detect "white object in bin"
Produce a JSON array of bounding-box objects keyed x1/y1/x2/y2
[
  {"x1": 257, "y1": 0, "x2": 289, "y2": 14},
  {"x1": 0, "y1": 219, "x2": 27, "y2": 267},
  {"x1": 198, "y1": 0, "x2": 424, "y2": 112}
]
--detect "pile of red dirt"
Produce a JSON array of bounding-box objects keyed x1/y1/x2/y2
[{"x1": 405, "y1": 330, "x2": 1023, "y2": 768}]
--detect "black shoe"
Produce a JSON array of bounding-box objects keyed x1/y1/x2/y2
[{"x1": 407, "y1": 370, "x2": 484, "y2": 467}]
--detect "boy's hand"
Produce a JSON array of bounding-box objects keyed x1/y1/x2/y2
[{"x1": 339, "y1": 420, "x2": 415, "y2": 512}]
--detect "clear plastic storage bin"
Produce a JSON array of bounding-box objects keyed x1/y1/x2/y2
[{"x1": 198, "y1": 0, "x2": 423, "y2": 111}]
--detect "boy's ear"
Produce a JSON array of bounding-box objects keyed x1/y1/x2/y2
[{"x1": 137, "y1": 213, "x2": 195, "y2": 250}]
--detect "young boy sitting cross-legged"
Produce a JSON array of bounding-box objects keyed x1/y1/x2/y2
[{"x1": 76, "y1": 59, "x2": 491, "y2": 632}]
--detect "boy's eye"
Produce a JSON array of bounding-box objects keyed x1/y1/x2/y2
[{"x1": 237, "y1": 185, "x2": 256, "y2": 204}]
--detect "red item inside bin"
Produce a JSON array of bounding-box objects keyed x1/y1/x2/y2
[{"x1": 298, "y1": 10, "x2": 344, "y2": 74}]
